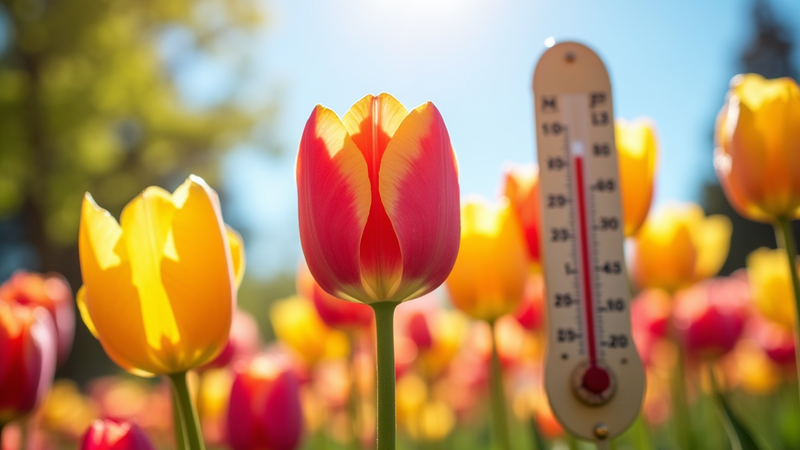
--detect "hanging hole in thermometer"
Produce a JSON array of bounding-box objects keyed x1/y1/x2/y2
[{"x1": 533, "y1": 41, "x2": 645, "y2": 442}]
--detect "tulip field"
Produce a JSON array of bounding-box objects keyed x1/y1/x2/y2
[{"x1": 1, "y1": 71, "x2": 800, "y2": 450}]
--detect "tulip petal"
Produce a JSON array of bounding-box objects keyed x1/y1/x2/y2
[
  {"x1": 79, "y1": 195, "x2": 159, "y2": 375},
  {"x1": 119, "y1": 186, "x2": 182, "y2": 355},
  {"x1": 380, "y1": 102, "x2": 460, "y2": 301},
  {"x1": 616, "y1": 119, "x2": 657, "y2": 236},
  {"x1": 227, "y1": 226, "x2": 246, "y2": 289},
  {"x1": 297, "y1": 105, "x2": 372, "y2": 301},
  {"x1": 343, "y1": 94, "x2": 408, "y2": 301},
  {"x1": 692, "y1": 214, "x2": 732, "y2": 281},
  {"x1": 158, "y1": 176, "x2": 235, "y2": 370},
  {"x1": 75, "y1": 286, "x2": 97, "y2": 339}
]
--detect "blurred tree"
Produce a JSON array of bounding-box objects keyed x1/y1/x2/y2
[
  {"x1": 703, "y1": 0, "x2": 799, "y2": 276},
  {"x1": 0, "y1": 0, "x2": 274, "y2": 379}
]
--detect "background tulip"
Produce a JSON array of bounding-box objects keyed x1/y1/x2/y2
[
  {"x1": 747, "y1": 247, "x2": 796, "y2": 330},
  {"x1": 0, "y1": 270, "x2": 75, "y2": 365},
  {"x1": 296, "y1": 261, "x2": 372, "y2": 332},
  {"x1": 270, "y1": 296, "x2": 349, "y2": 368},
  {"x1": 714, "y1": 74, "x2": 800, "y2": 223},
  {"x1": 77, "y1": 175, "x2": 237, "y2": 376},
  {"x1": 616, "y1": 118, "x2": 659, "y2": 237},
  {"x1": 672, "y1": 275, "x2": 750, "y2": 359},
  {"x1": 0, "y1": 303, "x2": 57, "y2": 426},
  {"x1": 502, "y1": 164, "x2": 541, "y2": 265},
  {"x1": 227, "y1": 354, "x2": 303, "y2": 450},
  {"x1": 81, "y1": 419, "x2": 155, "y2": 450},
  {"x1": 296, "y1": 92, "x2": 460, "y2": 305},
  {"x1": 446, "y1": 196, "x2": 528, "y2": 323},
  {"x1": 631, "y1": 203, "x2": 732, "y2": 293}
]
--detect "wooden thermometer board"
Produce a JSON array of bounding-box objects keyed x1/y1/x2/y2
[{"x1": 533, "y1": 42, "x2": 644, "y2": 442}]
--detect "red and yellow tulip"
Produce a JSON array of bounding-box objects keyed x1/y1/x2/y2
[
  {"x1": 81, "y1": 419, "x2": 155, "y2": 450},
  {"x1": 502, "y1": 164, "x2": 541, "y2": 265},
  {"x1": 78, "y1": 175, "x2": 242, "y2": 376},
  {"x1": 297, "y1": 93, "x2": 460, "y2": 304},
  {"x1": 714, "y1": 74, "x2": 800, "y2": 222}
]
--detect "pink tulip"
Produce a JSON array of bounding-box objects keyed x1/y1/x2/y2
[
  {"x1": 227, "y1": 354, "x2": 303, "y2": 450},
  {"x1": 296, "y1": 261, "x2": 372, "y2": 331},
  {"x1": 80, "y1": 419, "x2": 155, "y2": 450}
]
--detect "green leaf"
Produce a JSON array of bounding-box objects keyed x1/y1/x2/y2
[{"x1": 711, "y1": 382, "x2": 765, "y2": 450}]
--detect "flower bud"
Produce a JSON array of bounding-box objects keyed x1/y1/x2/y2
[{"x1": 80, "y1": 419, "x2": 155, "y2": 450}]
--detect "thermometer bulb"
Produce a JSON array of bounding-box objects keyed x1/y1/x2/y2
[{"x1": 572, "y1": 361, "x2": 616, "y2": 406}]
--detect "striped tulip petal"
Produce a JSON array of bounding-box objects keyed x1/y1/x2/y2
[
  {"x1": 380, "y1": 102, "x2": 460, "y2": 301},
  {"x1": 297, "y1": 106, "x2": 372, "y2": 301}
]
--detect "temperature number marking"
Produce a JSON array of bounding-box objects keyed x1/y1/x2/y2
[
  {"x1": 557, "y1": 328, "x2": 581, "y2": 343},
  {"x1": 551, "y1": 227, "x2": 571, "y2": 242},
  {"x1": 596, "y1": 216, "x2": 619, "y2": 230},
  {"x1": 602, "y1": 298, "x2": 625, "y2": 312},
  {"x1": 603, "y1": 334, "x2": 629, "y2": 349},
  {"x1": 555, "y1": 293, "x2": 575, "y2": 307},
  {"x1": 592, "y1": 111, "x2": 609, "y2": 126},
  {"x1": 592, "y1": 178, "x2": 615, "y2": 192},
  {"x1": 598, "y1": 261, "x2": 622, "y2": 274},
  {"x1": 547, "y1": 157, "x2": 568, "y2": 170},
  {"x1": 542, "y1": 122, "x2": 564, "y2": 135},
  {"x1": 547, "y1": 194, "x2": 568, "y2": 208},
  {"x1": 593, "y1": 143, "x2": 611, "y2": 156}
]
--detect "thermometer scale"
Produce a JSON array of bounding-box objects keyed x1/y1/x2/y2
[{"x1": 533, "y1": 42, "x2": 644, "y2": 444}]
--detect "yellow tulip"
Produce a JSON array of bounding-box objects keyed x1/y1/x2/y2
[
  {"x1": 714, "y1": 74, "x2": 800, "y2": 222},
  {"x1": 616, "y1": 118, "x2": 658, "y2": 237},
  {"x1": 747, "y1": 247, "x2": 797, "y2": 329},
  {"x1": 78, "y1": 175, "x2": 241, "y2": 376},
  {"x1": 631, "y1": 204, "x2": 731, "y2": 293},
  {"x1": 269, "y1": 295, "x2": 349, "y2": 367},
  {"x1": 445, "y1": 196, "x2": 528, "y2": 322}
]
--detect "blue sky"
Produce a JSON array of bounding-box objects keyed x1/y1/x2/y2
[{"x1": 206, "y1": 0, "x2": 800, "y2": 278}]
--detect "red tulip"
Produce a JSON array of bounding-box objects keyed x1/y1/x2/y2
[
  {"x1": 0, "y1": 270, "x2": 75, "y2": 365},
  {"x1": 502, "y1": 163, "x2": 541, "y2": 264},
  {"x1": 227, "y1": 354, "x2": 303, "y2": 450},
  {"x1": 673, "y1": 275, "x2": 750, "y2": 359},
  {"x1": 80, "y1": 419, "x2": 155, "y2": 450},
  {"x1": 513, "y1": 274, "x2": 544, "y2": 332},
  {"x1": 296, "y1": 261, "x2": 372, "y2": 331},
  {"x1": 748, "y1": 317, "x2": 796, "y2": 367},
  {"x1": 0, "y1": 302, "x2": 57, "y2": 424},
  {"x1": 297, "y1": 93, "x2": 460, "y2": 304}
]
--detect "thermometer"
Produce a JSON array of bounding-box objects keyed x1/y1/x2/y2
[{"x1": 533, "y1": 42, "x2": 644, "y2": 444}]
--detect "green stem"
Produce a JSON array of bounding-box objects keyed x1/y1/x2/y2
[
  {"x1": 775, "y1": 217, "x2": 800, "y2": 406},
  {"x1": 347, "y1": 332, "x2": 361, "y2": 450},
  {"x1": 171, "y1": 379, "x2": 188, "y2": 450},
  {"x1": 169, "y1": 372, "x2": 205, "y2": 450},
  {"x1": 371, "y1": 302, "x2": 399, "y2": 450},
  {"x1": 669, "y1": 319, "x2": 692, "y2": 450},
  {"x1": 489, "y1": 321, "x2": 511, "y2": 450}
]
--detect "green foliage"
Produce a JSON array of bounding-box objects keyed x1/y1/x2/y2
[{"x1": 0, "y1": 0, "x2": 268, "y2": 249}]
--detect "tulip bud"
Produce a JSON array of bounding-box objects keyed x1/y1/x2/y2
[
  {"x1": 80, "y1": 419, "x2": 155, "y2": 450},
  {"x1": 0, "y1": 270, "x2": 75, "y2": 365},
  {"x1": 673, "y1": 276, "x2": 750, "y2": 359},
  {"x1": 0, "y1": 303, "x2": 57, "y2": 425},
  {"x1": 227, "y1": 354, "x2": 303, "y2": 450}
]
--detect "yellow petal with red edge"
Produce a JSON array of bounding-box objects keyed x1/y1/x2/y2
[
  {"x1": 379, "y1": 101, "x2": 461, "y2": 302},
  {"x1": 297, "y1": 105, "x2": 372, "y2": 302},
  {"x1": 155, "y1": 176, "x2": 234, "y2": 371},
  {"x1": 615, "y1": 118, "x2": 657, "y2": 237},
  {"x1": 78, "y1": 194, "x2": 160, "y2": 374},
  {"x1": 692, "y1": 214, "x2": 732, "y2": 281},
  {"x1": 342, "y1": 93, "x2": 409, "y2": 156},
  {"x1": 227, "y1": 225, "x2": 246, "y2": 289}
]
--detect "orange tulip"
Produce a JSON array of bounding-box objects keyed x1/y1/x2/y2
[
  {"x1": 631, "y1": 204, "x2": 731, "y2": 293},
  {"x1": 445, "y1": 197, "x2": 528, "y2": 322},
  {"x1": 297, "y1": 93, "x2": 460, "y2": 304},
  {"x1": 0, "y1": 271, "x2": 74, "y2": 365},
  {"x1": 714, "y1": 74, "x2": 800, "y2": 222},
  {"x1": 616, "y1": 118, "x2": 658, "y2": 236},
  {"x1": 502, "y1": 164, "x2": 541, "y2": 264}
]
